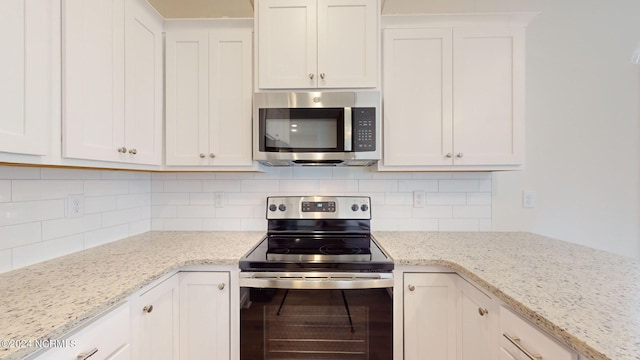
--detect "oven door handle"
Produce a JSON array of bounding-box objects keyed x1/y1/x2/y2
[{"x1": 240, "y1": 272, "x2": 393, "y2": 290}]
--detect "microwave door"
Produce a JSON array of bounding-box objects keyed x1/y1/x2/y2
[{"x1": 344, "y1": 107, "x2": 352, "y2": 152}]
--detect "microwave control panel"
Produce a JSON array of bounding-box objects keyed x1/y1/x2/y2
[{"x1": 352, "y1": 107, "x2": 376, "y2": 151}]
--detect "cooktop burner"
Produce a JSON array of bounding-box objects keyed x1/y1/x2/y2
[{"x1": 239, "y1": 196, "x2": 394, "y2": 272}]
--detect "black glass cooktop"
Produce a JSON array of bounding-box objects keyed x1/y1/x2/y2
[{"x1": 239, "y1": 234, "x2": 393, "y2": 272}]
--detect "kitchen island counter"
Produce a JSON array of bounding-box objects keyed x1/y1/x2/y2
[
  {"x1": 0, "y1": 231, "x2": 637, "y2": 360},
  {"x1": 374, "y1": 231, "x2": 640, "y2": 360}
]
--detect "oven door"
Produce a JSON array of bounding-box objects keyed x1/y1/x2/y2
[{"x1": 240, "y1": 272, "x2": 393, "y2": 360}]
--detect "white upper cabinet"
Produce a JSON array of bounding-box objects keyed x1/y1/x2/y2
[
  {"x1": 255, "y1": 0, "x2": 379, "y2": 89},
  {"x1": 165, "y1": 23, "x2": 254, "y2": 168},
  {"x1": 381, "y1": 15, "x2": 532, "y2": 171},
  {"x1": 0, "y1": 0, "x2": 55, "y2": 156},
  {"x1": 62, "y1": 0, "x2": 163, "y2": 165}
]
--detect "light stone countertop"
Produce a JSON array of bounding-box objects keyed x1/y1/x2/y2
[
  {"x1": 373, "y1": 231, "x2": 640, "y2": 360},
  {"x1": 0, "y1": 231, "x2": 264, "y2": 360},
  {"x1": 0, "y1": 231, "x2": 638, "y2": 360}
]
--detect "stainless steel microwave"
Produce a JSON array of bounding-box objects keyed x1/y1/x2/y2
[{"x1": 253, "y1": 91, "x2": 381, "y2": 166}]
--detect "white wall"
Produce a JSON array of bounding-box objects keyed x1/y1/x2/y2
[
  {"x1": 151, "y1": 168, "x2": 492, "y2": 232},
  {"x1": 0, "y1": 166, "x2": 151, "y2": 273},
  {"x1": 383, "y1": 0, "x2": 640, "y2": 258}
]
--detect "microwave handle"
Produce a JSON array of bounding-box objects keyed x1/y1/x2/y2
[{"x1": 344, "y1": 107, "x2": 352, "y2": 152}]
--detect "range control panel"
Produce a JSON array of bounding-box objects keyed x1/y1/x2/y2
[{"x1": 267, "y1": 196, "x2": 371, "y2": 220}]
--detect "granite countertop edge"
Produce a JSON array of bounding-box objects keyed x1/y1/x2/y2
[{"x1": 2, "y1": 230, "x2": 636, "y2": 360}]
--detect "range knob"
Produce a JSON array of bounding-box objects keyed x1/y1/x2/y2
[
  {"x1": 351, "y1": 204, "x2": 359, "y2": 211},
  {"x1": 278, "y1": 204, "x2": 287, "y2": 212},
  {"x1": 360, "y1": 204, "x2": 369, "y2": 212},
  {"x1": 269, "y1": 204, "x2": 277, "y2": 212}
]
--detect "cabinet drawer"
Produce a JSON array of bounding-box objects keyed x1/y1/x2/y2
[
  {"x1": 500, "y1": 306, "x2": 577, "y2": 360},
  {"x1": 31, "y1": 302, "x2": 130, "y2": 360}
]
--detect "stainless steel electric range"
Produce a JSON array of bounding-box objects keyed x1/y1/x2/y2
[{"x1": 239, "y1": 196, "x2": 394, "y2": 360}]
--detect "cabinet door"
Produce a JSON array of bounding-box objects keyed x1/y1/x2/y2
[
  {"x1": 458, "y1": 277, "x2": 497, "y2": 360},
  {"x1": 452, "y1": 27, "x2": 525, "y2": 166},
  {"x1": 0, "y1": 0, "x2": 52, "y2": 156},
  {"x1": 317, "y1": 0, "x2": 378, "y2": 88},
  {"x1": 62, "y1": 0, "x2": 126, "y2": 162},
  {"x1": 179, "y1": 272, "x2": 230, "y2": 360},
  {"x1": 257, "y1": 0, "x2": 317, "y2": 89},
  {"x1": 404, "y1": 273, "x2": 457, "y2": 360},
  {"x1": 209, "y1": 29, "x2": 253, "y2": 166},
  {"x1": 136, "y1": 275, "x2": 180, "y2": 360},
  {"x1": 382, "y1": 28, "x2": 453, "y2": 166},
  {"x1": 124, "y1": 0, "x2": 163, "y2": 165},
  {"x1": 165, "y1": 31, "x2": 210, "y2": 166}
]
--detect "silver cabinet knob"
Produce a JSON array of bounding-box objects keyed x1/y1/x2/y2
[
  {"x1": 445, "y1": 153, "x2": 453, "y2": 158},
  {"x1": 408, "y1": 285, "x2": 415, "y2": 292},
  {"x1": 309, "y1": 73, "x2": 315, "y2": 80},
  {"x1": 143, "y1": 305, "x2": 153, "y2": 313},
  {"x1": 128, "y1": 148, "x2": 137, "y2": 155},
  {"x1": 456, "y1": 153, "x2": 464, "y2": 158},
  {"x1": 478, "y1": 308, "x2": 489, "y2": 316},
  {"x1": 209, "y1": 153, "x2": 215, "y2": 159},
  {"x1": 117, "y1": 147, "x2": 127, "y2": 153},
  {"x1": 218, "y1": 283, "x2": 225, "y2": 290},
  {"x1": 199, "y1": 153, "x2": 206, "y2": 158},
  {"x1": 320, "y1": 73, "x2": 325, "y2": 79}
]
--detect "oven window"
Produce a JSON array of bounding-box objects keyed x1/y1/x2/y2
[
  {"x1": 241, "y1": 288, "x2": 393, "y2": 359},
  {"x1": 259, "y1": 108, "x2": 345, "y2": 152}
]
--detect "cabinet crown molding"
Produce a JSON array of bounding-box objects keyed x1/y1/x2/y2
[{"x1": 381, "y1": 12, "x2": 538, "y2": 29}]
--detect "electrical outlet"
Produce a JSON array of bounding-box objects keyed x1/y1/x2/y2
[
  {"x1": 413, "y1": 190, "x2": 425, "y2": 208},
  {"x1": 214, "y1": 192, "x2": 225, "y2": 208},
  {"x1": 523, "y1": 191, "x2": 536, "y2": 208},
  {"x1": 67, "y1": 195, "x2": 84, "y2": 218}
]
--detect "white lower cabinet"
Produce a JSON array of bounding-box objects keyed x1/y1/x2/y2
[
  {"x1": 402, "y1": 272, "x2": 579, "y2": 360},
  {"x1": 457, "y1": 276, "x2": 498, "y2": 360},
  {"x1": 31, "y1": 302, "x2": 130, "y2": 360},
  {"x1": 500, "y1": 306, "x2": 578, "y2": 360},
  {"x1": 132, "y1": 274, "x2": 180, "y2": 360},
  {"x1": 403, "y1": 273, "x2": 458, "y2": 360},
  {"x1": 179, "y1": 272, "x2": 230, "y2": 360}
]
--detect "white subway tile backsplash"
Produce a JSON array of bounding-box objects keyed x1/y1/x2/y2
[
  {"x1": 203, "y1": 218, "x2": 243, "y2": 231},
  {"x1": 152, "y1": 193, "x2": 190, "y2": 206},
  {"x1": 413, "y1": 206, "x2": 453, "y2": 219},
  {"x1": 42, "y1": 214, "x2": 102, "y2": 241},
  {"x1": 12, "y1": 234, "x2": 84, "y2": 269},
  {"x1": 202, "y1": 180, "x2": 243, "y2": 192},
  {"x1": 0, "y1": 223, "x2": 42, "y2": 250},
  {"x1": 439, "y1": 219, "x2": 480, "y2": 231},
  {"x1": 452, "y1": 206, "x2": 491, "y2": 219},
  {"x1": 0, "y1": 200, "x2": 65, "y2": 227},
  {"x1": 358, "y1": 180, "x2": 398, "y2": 193},
  {"x1": 85, "y1": 196, "x2": 117, "y2": 214},
  {"x1": 0, "y1": 180, "x2": 10, "y2": 202},
  {"x1": 84, "y1": 225, "x2": 129, "y2": 249},
  {"x1": 176, "y1": 205, "x2": 216, "y2": 218},
  {"x1": 12, "y1": 180, "x2": 83, "y2": 201},
  {"x1": 0, "y1": 166, "x2": 40, "y2": 179},
  {"x1": 467, "y1": 193, "x2": 492, "y2": 206},
  {"x1": 0, "y1": 249, "x2": 11, "y2": 273},
  {"x1": 398, "y1": 180, "x2": 439, "y2": 192},
  {"x1": 0, "y1": 164, "x2": 493, "y2": 274},
  {"x1": 426, "y1": 193, "x2": 467, "y2": 205},
  {"x1": 240, "y1": 179, "x2": 280, "y2": 193},
  {"x1": 163, "y1": 180, "x2": 203, "y2": 193},
  {"x1": 103, "y1": 207, "x2": 143, "y2": 227},
  {"x1": 438, "y1": 180, "x2": 479, "y2": 193},
  {"x1": 85, "y1": 180, "x2": 129, "y2": 196},
  {"x1": 41, "y1": 167, "x2": 101, "y2": 180}
]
